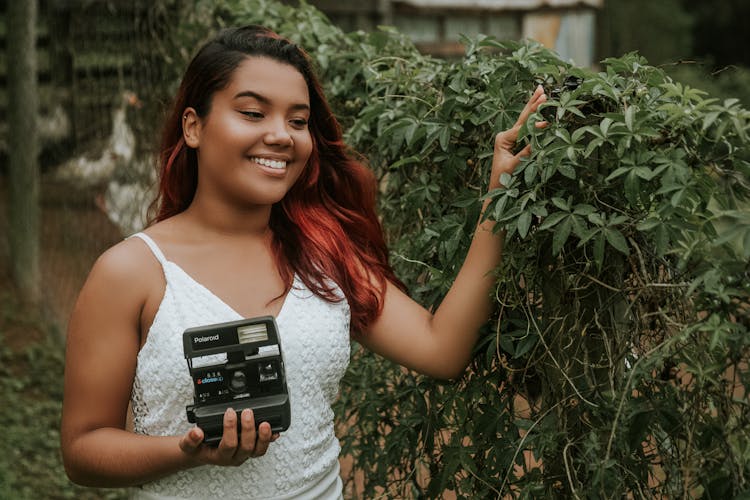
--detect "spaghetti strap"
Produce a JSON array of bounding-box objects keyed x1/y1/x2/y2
[{"x1": 130, "y1": 232, "x2": 168, "y2": 266}]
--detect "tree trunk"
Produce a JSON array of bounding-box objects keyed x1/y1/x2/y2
[{"x1": 7, "y1": 0, "x2": 41, "y2": 304}]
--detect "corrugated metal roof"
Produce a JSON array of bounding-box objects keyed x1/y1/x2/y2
[{"x1": 398, "y1": 0, "x2": 603, "y2": 9}]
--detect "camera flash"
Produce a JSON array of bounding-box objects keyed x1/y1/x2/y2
[{"x1": 237, "y1": 323, "x2": 268, "y2": 344}]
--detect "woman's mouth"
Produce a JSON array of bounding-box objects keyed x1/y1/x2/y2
[{"x1": 250, "y1": 156, "x2": 287, "y2": 169}]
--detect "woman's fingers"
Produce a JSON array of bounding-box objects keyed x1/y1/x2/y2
[
  {"x1": 180, "y1": 409, "x2": 277, "y2": 466},
  {"x1": 495, "y1": 86, "x2": 547, "y2": 153},
  {"x1": 238, "y1": 409, "x2": 257, "y2": 457},
  {"x1": 515, "y1": 143, "x2": 533, "y2": 159},
  {"x1": 223, "y1": 409, "x2": 274, "y2": 463},
  {"x1": 178, "y1": 426, "x2": 204, "y2": 455},
  {"x1": 252, "y1": 422, "x2": 273, "y2": 457},
  {"x1": 216, "y1": 408, "x2": 239, "y2": 461},
  {"x1": 489, "y1": 87, "x2": 549, "y2": 188},
  {"x1": 515, "y1": 85, "x2": 546, "y2": 128}
]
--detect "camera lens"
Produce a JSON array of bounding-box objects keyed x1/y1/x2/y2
[{"x1": 229, "y1": 370, "x2": 247, "y2": 393}]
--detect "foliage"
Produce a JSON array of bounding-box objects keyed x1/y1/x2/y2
[
  {"x1": 0, "y1": 287, "x2": 127, "y2": 500},
  {"x1": 147, "y1": 0, "x2": 750, "y2": 497}
]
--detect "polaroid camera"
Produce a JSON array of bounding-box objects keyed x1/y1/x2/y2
[{"x1": 183, "y1": 316, "x2": 291, "y2": 446}]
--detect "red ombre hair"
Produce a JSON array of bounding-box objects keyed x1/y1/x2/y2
[{"x1": 150, "y1": 26, "x2": 403, "y2": 333}]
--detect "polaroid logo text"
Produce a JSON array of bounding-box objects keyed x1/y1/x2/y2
[{"x1": 194, "y1": 334, "x2": 220, "y2": 344}]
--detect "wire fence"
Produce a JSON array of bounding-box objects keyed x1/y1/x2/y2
[{"x1": 1, "y1": 0, "x2": 170, "y2": 331}]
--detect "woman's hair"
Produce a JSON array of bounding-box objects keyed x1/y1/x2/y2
[{"x1": 151, "y1": 25, "x2": 402, "y2": 333}]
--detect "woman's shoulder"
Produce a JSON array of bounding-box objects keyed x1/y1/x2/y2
[
  {"x1": 98, "y1": 216, "x2": 181, "y2": 267},
  {"x1": 89, "y1": 218, "x2": 183, "y2": 291},
  {"x1": 68, "y1": 232, "x2": 165, "y2": 330},
  {"x1": 87, "y1": 236, "x2": 158, "y2": 288}
]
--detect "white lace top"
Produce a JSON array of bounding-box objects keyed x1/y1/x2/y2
[{"x1": 128, "y1": 233, "x2": 350, "y2": 499}]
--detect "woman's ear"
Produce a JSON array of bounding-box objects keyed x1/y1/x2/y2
[{"x1": 182, "y1": 108, "x2": 201, "y2": 148}]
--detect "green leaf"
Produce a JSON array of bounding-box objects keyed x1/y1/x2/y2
[
  {"x1": 584, "y1": 138, "x2": 604, "y2": 158},
  {"x1": 517, "y1": 211, "x2": 532, "y2": 239},
  {"x1": 625, "y1": 105, "x2": 636, "y2": 131},
  {"x1": 404, "y1": 121, "x2": 424, "y2": 146},
  {"x1": 524, "y1": 162, "x2": 538, "y2": 184},
  {"x1": 555, "y1": 128, "x2": 572, "y2": 144},
  {"x1": 389, "y1": 155, "x2": 420, "y2": 169},
  {"x1": 570, "y1": 215, "x2": 589, "y2": 238},
  {"x1": 636, "y1": 218, "x2": 660, "y2": 231},
  {"x1": 552, "y1": 217, "x2": 573, "y2": 254},
  {"x1": 499, "y1": 173, "x2": 513, "y2": 188},
  {"x1": 539, "y1": 211, "x2": 568, "y2": 231},
  {"x1": 702, "y1": 111, "x2": 721, "y2": 132},
  {"x1": 594, "y1": 233, "x2": 605, "y2": 270},
  {"x1": 513, "y1": 333, "x2": 538, "y2": 358},
  {"x1": 624, "y1": 171, "x2": 640, "y2": 207},
  {"x1": 565, "y1": 147, "x2": 578, "y2": 164},
  {"x1": 439, "y1": 126, "x2": 451, "y2": 151},
  {"x1": 577, "y1": 226, "x2": 599, "y2": 246},
  {"x1": 606, "y1": 166, "x2": 630, "y2": 182},
  {"x1": 493, "y1": 195, "x2": 509, "y2": 220},
  {"x1": 571, "y1": 126, "x2": 590, "y2": 143},
  {"x1": 573, "y1": 204, "x2": 596, "y2": 215},
  {"x1": 588, "y1": 213, "x2": 605, "y2": 226},
  {"x1": 568, "y1": 106, "x2": 586, "y2": 118},
  {"x1": 551, "y1": 197, "x2": 570, "y2": 211},
  {"x1": 604, "y1": 228, "x2": 630, "y2": 255},
  {"x1": 630, "y1": 167, "x2": 653, "y2": 181}
]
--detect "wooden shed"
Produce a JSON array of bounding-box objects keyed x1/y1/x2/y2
[{"x1": 297, "y1": 0, "x2": 603, "y2": 65}]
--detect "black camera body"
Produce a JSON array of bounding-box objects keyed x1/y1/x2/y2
[{"x1": 183, "y1": 316, "x2": 291, "y2": 447}]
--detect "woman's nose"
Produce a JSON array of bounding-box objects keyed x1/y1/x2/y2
[{"x1": 263, "y1": 117, "x2": 293, "y2": 147}]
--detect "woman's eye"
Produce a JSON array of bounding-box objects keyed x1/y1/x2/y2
[
  {"x1": 240, "y1": 111, "x2": 264, "y2": 119},
  {"x1": 290, "y1": 118, "x2": 308, "y2": 129}
]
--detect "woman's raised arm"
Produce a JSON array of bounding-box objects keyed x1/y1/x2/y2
[{"x1": 359, "y1": 86, "x2": 547, "y2": 379}]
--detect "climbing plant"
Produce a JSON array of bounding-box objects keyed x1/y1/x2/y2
[{"x1": 152, "y1": 1, "x2": 750, "y2": 497}]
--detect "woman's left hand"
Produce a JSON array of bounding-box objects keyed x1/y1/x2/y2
[{"x1": 490, "y1": 85, "x2": 547, "y2": 190}]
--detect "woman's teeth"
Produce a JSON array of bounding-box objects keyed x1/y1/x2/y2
[{"x1": 251, "y1": 157, "x2": 287, "y2": 169}]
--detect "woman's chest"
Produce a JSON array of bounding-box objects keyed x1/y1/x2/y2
[{"x1": 136, "y1": 277, "x2": 351, "y2": 403}]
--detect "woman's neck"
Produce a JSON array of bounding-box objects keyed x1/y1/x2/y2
[{"x1": 180, "y1": 195, "x2": 273, "y2": 239}]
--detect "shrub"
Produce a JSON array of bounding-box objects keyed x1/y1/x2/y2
[
  {"x1": 0, "y1": 287, "x2": 127, "y2": 499},
  {"x1": 151, "y1": 1, "x2": 750, "y2": 497}
]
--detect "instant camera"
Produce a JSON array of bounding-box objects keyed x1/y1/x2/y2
[{"x1": 183, "y1": 316, "x2": 291, "y2": 447}]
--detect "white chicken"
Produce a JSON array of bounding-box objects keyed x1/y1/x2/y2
[
  {"x1": 49, "y1": 90, "x2": 159, "y2": 236},
  {"x1": 52, "y1": 90, "x2": 139, "y2": 187},
  {"x1": 101, "y1": 154, "x2": 157, "y2": 236}
]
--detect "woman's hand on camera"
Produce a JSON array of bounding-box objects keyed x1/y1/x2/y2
[
  {"x1": 490, "y1": 85, "x2": 547, "y2": 190},
  {"x1": 178, "y1": 408, "x2": 279, "y2": 467}
]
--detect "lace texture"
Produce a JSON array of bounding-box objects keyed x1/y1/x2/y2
[{"x1": 129, "y1": 233, "x2": 350, "y2": 499}]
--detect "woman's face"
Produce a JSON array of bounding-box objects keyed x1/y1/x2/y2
[{"x1": 186, "y1": 56, "x2": 313, "y2": 209}]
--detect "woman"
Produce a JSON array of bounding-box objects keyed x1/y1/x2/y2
[{"x1": 61, "y1": 25, "x2": 546, "y2": 499}]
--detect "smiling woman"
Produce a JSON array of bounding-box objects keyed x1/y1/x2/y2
[
  {"x1": 59, "y1": 24, "x2": 546, "y2": 500},
  {"x1": 182, "y1": 57, "x2": 313, "y2": 208}
]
